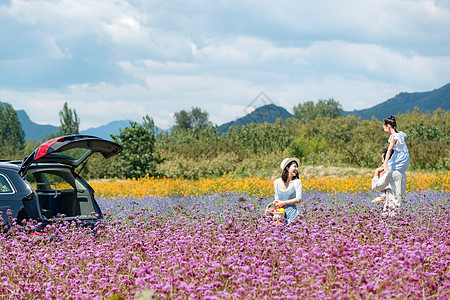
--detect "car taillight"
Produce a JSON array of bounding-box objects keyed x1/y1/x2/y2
[{"x1": 29, "y1": 231, "x2": 48, "y2": 236}]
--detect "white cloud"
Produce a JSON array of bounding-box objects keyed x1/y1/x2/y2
[
  {"x1": 100, "y1": 15, "x2": 147, "y2": 44},
  {"x1": 1, "y1": 0, "x2": 449, "y2": 132}
]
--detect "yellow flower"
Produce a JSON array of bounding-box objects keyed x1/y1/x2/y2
[{"x1": 90, "y1": 171, "x2": 450, "y2": 199}]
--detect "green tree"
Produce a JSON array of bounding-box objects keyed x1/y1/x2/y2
[
  {"x1": 172, "y1": 107, "x2": 212, "y2": 134},
  {"x1": 22, "y1": 139, "x2": 41, "y2": 157},
  {"x1": 111, "y1": 115, "x2": 159, "y2": 178},
  {"x1": 293, "y1": 101, "x2": 316, "y2": 122},
  {"x1": 0, "y1": 102, "x2": 25, "y2": 159},
  {"x1": 172, "y1": 110, "x2": 191, "y2": 132},
  {"x1": 401, "y1": 108, "x2": 450, "y2": 169},
  {"x1": 58, "y1": 101, "x2": 80, "y2": 135},
  {"x1": 75, "y1": 153, "x2": 120, "y2": 180},
  {"x1": 287, "y1": 135, "x2": 328, "y2": 160},
  {"x1": 293, "y1": 98, "x2": 343, "y2": 122},
  {"x1": 190, "y1": 107, "x2": 212, "y2": 131}
]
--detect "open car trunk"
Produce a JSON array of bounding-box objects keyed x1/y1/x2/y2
[
  {"x1": 26, "y1": 167, "x2": 101, "y2": 222},
  {"x1": 19, "y1": 135, "x2": 122, "y2": 177},
  {"x1": 17, "y1": 135, "x2": 122, "y2": 225}
]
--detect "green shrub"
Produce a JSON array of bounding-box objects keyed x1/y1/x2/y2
[
  {"x1": 68, "y1": 108, "x2": 450, "y2": 179},
  {"x1": 77, "y1": 154, "x2": 121, "y2": 180},
  {"x1": 286, "y1": 135, "x2": 328, "y2": 160}
]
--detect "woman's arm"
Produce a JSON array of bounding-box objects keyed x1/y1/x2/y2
[
  {"x1": 383, "y1": 137, "x2": 397, "y2": 170},
  {"x1": 272, "y1": 179, "x2": 279, "y2": 203},
  {"x1": 276, "y1": 197, "x2": 301, "y2": 206},
  {"x1": 295, "y1": 179, "x2": 302, "y2": 199},
  {"x1": 272, "y1": 179, "x2": 280, "y2": 206}
]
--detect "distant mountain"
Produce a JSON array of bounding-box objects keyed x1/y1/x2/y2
[
  {"x1": 80, "y1": 120, "x2": 168, "y2": 139},
  {"x1": 16, "y1": 109, "x2": 59, "y2": 140},
  {"x1": 80, "y1": 120, "x2": 132, "y2": 140},
  {"x1": 218, "y1": 103, "x2": 293, "y2": 135},
  {"x1": 16, "y1": 110, "x2": 131, "y2": 141},
  {"x1": 16, "y1": 109, "x2": 132, "y2": 141},
  {"x1": 344, "y1": 83, "x2": 450, "y2": 120},
  {"x1": 0, "y1": 102, "x2": 59, "y2": 140},
  {"x1": 15, "y1": 107, "x2": 166, "y2": 140},
  {"x1": 5, "y1": 83, "x2": 449, "y2": 140}
]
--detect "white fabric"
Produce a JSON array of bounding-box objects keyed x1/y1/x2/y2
[
  {"x1": 371, "y1": 170, "x2": 405, "y2": 216},
  {"x1": 387, "y1": 131, "x2": 410, "y2": 172},
  {"x1": 388, "y1": 131, "x2": 409, "y2": 153},
  {"x1": 274, "y1": 178, "x2": 302, "y2": 200}
]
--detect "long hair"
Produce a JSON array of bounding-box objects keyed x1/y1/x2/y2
[
  {"x1": 383, "y1": 115, "x2": 398, "y2": 132},
  {"x1": 281, "y1": 161, "x2": 300, "y2": 183}
]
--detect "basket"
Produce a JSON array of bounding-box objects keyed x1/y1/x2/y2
[{"x1": 265, "y1": 203, "x2": 285, "y2": 222}]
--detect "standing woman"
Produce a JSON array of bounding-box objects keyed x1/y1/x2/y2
[{"x1": 272, "y1": 158, "x2": 302, "y2": 224}]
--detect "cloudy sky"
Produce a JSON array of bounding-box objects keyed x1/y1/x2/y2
[{"x1": 1, "y1": 0, "x2": 449, "y2": 130}]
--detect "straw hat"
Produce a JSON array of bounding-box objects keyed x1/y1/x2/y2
[{"x1": 280, "y1": 157, "x2": 300, "y2": 171}]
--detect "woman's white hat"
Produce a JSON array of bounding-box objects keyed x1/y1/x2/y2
[{"x1": 280, "y1": 157, "x2": 300, "y2": 171}]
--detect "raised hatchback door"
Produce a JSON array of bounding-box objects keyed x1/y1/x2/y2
[{"x1": 19, "y1": 135, "x2": 122, "y2": 176}]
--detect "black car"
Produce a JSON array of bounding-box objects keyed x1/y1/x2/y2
[{"x1": 0, "y1": 135, "x2": 122, "y2": 230}]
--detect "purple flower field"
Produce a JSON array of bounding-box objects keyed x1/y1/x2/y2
[{"x1": 1, "y1": 191, "x2": 450, "y2": 299}]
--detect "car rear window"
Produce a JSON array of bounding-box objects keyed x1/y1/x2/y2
[
  {"x1": 0, "y1": 174, "x2": 14, "y2": 193},
  {"x1": 55, "y1": 148, "x2": 91, "y2": 161},
  {"x1": 26, "y1": 172, "x2": 75, "y2": 191}
]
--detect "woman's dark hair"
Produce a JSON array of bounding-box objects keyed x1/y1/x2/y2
[
  {"x1": 281, "y1": 161, "x2": 299, "y2": 183},
  {"x1": 382, "y1": 147, "x2": 394, "y2": 160},
  {"x1": 383, "y1": 115, "x2": 398, "y2": 132}
]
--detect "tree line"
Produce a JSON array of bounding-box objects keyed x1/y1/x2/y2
[{"x1": 1, "y1": 100, "x2": 448, "y2": 179}]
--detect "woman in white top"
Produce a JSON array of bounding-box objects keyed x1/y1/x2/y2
[{"x1": 272, "y1": 158, "x2": 302, "y2": 224}]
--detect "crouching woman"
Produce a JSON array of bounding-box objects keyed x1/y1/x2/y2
[
  {"x1": 272, "y1": 158, "x2": 302, "y2": 224},
  {"x1": 371, "y1": 166, "x2": 405, "y2": 217}
]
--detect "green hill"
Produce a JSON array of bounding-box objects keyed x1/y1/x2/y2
[
  {"x1": 217, "y1": 104, "x2": 293, "y2": 134},
  {"x1": 344, "y1": 83, "x2": 450, "y2": 120}
]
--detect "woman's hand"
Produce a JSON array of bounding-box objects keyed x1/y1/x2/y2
[
  {"x1": 375, "y1": 165, "x2": 387, "y2": 176},
  {"x1": 272, "y1": 200, "x2": 284, "y2": 207},
  {"x1": 374, "y1": 167, "x2": 382, "y2": 177}
]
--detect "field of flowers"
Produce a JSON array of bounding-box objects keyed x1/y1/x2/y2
[
  {"x1": 90, "y1": 171, "x2": 450, "y2": 198},
  {"x1": 1, "y1": 172, "x2": 449, "y2": 299}
]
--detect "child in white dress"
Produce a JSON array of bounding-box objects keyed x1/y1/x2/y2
[{"x1": 382, "y1": 115, "x2": 409, "y2": 173}]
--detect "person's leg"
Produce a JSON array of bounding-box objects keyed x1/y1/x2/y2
[
  {"x1": 383, "y1": 196, "x2": 400, "y2": 217},
  {"x1": 401, "y1": 171, "x2": 407, "y2": 203}
]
